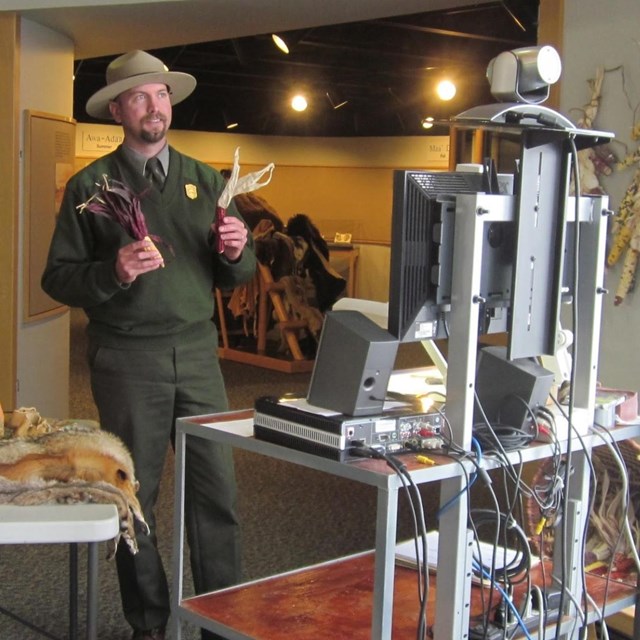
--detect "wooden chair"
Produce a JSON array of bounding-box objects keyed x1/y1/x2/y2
[{"x1": 216, "y1": 262, "x2": 316, "y2": 373}]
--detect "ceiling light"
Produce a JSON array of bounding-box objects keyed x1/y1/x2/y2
[
  {"x1": 222, "y1": 110, "x2": 239, "y2": 130},
  {"x1": 421, "y1": 117, "x2": 435, "y2": 129},
  {"x1": 291, "y1": 94, "x2": 308, "y2": 112},
  {"x1": 272, "y1": 34, "x2": 289, "y2": 54},
  {"x1": 501, "y1": 3, "x2": 526, "y2": 32},
  {"x1": 436, "y1": 79, "x2": 457, "y2": 101}
]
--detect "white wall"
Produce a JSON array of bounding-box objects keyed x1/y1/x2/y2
[
  {"x1": 560, "y1": 0, "x2": 640, "y2": 391},
  {"x1": 17, "y1": 19, "x2": 74, "y2": 416}
]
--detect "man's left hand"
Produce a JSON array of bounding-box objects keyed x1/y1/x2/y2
[{"x1": 213, "y1": 216, "x2": 248, "y2": 262}]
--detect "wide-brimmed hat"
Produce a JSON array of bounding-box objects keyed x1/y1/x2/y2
[{"x1": 86, "y1": 50, "x2": 196, "y2": 120}]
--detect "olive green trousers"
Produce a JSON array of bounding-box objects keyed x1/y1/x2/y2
[{"x1": 89, "y1": 327, "x2": 241, "y2": 633}]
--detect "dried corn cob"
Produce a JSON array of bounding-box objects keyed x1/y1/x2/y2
[
  {"x1": 608, "y1": 225, "x2": 633, "y2": 267},
  {"x1": 614, "y1": 247, "x2": 639, "y2": 306}
]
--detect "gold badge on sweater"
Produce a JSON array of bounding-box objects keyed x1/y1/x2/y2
[{"x1": 185, "y1": 184, "x2": 198, "y2": 199}]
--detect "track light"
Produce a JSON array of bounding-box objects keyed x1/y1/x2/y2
[
  {"x1": 222, "y1": 110, "x2": 239, "y2": 130},
  {"x1": 272, "y1": 34, "x2": 289, "y2": 54},
  {"x1": 326, "y1": 91, "x2": 348, "y2": 110}
]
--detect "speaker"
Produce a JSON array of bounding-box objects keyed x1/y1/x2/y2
[
  {"x1": 474, "y1": 345, "x2": 554, "y2": 429},
  {"x1": 307, "y1": 310, "x2": 399, "y2": 416}
]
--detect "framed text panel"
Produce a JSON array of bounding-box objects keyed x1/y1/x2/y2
[{"x1": 24, "y1": 110, "x2": 75, "y2": 322}]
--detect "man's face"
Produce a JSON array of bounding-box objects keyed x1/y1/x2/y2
[{"x1": 109, "y1": 83, "x2": 172, "y2": 144}]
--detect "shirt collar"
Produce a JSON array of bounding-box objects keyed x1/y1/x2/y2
[{"x1": 122, "y1": 144, "x2": 170, "y2": 177}]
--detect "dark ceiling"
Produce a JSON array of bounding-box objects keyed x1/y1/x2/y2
[{"x1": 72, "y1": 0, "x2": 540, "y2": 137}]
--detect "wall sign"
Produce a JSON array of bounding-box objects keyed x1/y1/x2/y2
[{"x1": 80, "y1": 130, "x2": 123, "y2": 153}]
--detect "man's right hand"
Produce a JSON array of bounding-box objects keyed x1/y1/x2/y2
[{"x1": 115, "y1": 238, "x2": 165, "y2": 284}]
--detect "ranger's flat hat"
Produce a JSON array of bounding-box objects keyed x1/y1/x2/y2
[{"x1": 86, "y1": 50, "x2": 196, "y2": 120}]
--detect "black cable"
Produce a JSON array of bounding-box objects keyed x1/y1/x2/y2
[
  {"x1": 469, "y1": 413, "x2": 550, "y2": 638},
  {"x1": 434, "y1": 404, "x2": 467, "y2": 457},
  {"x1": 350, "y1": 443, "x2": 429, "y2": 640},
  {"x1": 471, "y1": 508, "x2": 534, "y2": 582},
  {"x1": 437, "y1": 438, "x2": 482, "y2": 519},
  {"x1": 470, "y1": 486, "x2": 503, "y2": 634},
  {"x1": 472, "y1": 391, "x2": 546, "y2": 635},
  {"x1": 529, "y1": 406, "x2": 565, "y2": 519},
  {"x1": 467, "y1": 513, "x2": 494, "y2": 638},
  {"x1": 389, "y1": 455, "x2": 430, "y2": 640},
  {"x1": 472, "y1": 510, "x2": 534, "y2": 640},
  {"x1": 470, "y1": 460, "x2": 533, "y2": 638},
  {"x1": 496, "y1": 393, "x2": 541, "y2": 441},
  {"x1": 473, "y1": 390, "x2": 568, "y2": 636},
  {"x1": 473, "y1": 391, "x2": 534, "y2": 465},
  {"x1": 472, "y1": 393, "x2": 538, "y2": 538},
  {"x1": 472, "y1": 397, "x2": 537, "y2": 452},
  {"x1": 497, "y1": 454, "x2": 533, "y2": 591}
]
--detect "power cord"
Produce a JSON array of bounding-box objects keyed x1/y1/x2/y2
[
  {"x1": 473, "y1": 391, "x2": 538, "y2": 453},
  {"x1": 350, "y1": 442, "x2": 429, "y2": 640},
  {"x1": 470, "y1": 509, "x2": 534, "y2": 583},
  {"x1": 472, "y1": 560, "x2": 535, "y2": 640}
]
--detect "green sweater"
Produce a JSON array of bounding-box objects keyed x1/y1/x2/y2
[{"x1": 42, "y1": 145, "x2": 256, "y2": 348}]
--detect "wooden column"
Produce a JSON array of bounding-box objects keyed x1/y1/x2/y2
[
  {"x1": 0, "y1": 13, "x2": 19, "y2": 410},
  {"x1": 539, "y1": 0, "x2": 565, "y2": 110}
]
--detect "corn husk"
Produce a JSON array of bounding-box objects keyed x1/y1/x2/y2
[{"x1": 78, "y1": 175, "x2": 172, "y2": 259}]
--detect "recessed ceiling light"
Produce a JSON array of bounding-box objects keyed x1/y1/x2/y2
[
  {"x1": 291, "y1": 94, "x2": 308, "y2": 111},
  {"x1": 436, "y1": 79, "x2": 457, "y2": 101}
]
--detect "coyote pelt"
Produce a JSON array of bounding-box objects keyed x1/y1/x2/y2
[{"x1": 0, "y1": 423, "x2": 149, "y2": 555}]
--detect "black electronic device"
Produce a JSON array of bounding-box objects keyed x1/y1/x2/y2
[
  {"x1": 254, "y1": 395, "x2": 444, "y2": 462},
  {"x1": 387, "y1": 169, "x2": 514, "y2": 344}
]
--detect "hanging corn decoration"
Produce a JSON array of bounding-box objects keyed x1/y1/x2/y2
[
  {"x1": 614, "y1": 247, "x2": 639, "y2": 306},
  {"x1": 607, "y1": 166, "x2": 640, "y2": 267},
  {"x1": 609, "y1": 152, "x2": 640, "y2": 304},
  {"x1": 608, "y1": 225, "x2": 634, "y2": 267}
]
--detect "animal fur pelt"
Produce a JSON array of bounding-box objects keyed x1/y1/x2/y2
[
  {"x1": 4, "y1": 406, "x2": 54, "y2": 438},
  {"x1": 285, "y1": 213, "x2": 346, "y2": 312},
  {"x1": 224, "y1": 214, "x2": 346, "y2": 357},
  {"x1": 0, "y1": 423, "x2": 148, "y2": 556},
  {"x1": 286, "y1": 213, "x2": 330, "y2": 259}
]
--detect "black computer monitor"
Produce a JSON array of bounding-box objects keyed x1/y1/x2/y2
[{"x1": 387, "y1": 169, "x2": 514, "y2": 344}]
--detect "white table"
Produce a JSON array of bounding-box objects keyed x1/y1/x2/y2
[{"x1": 0, "y1": 503, "x2": 120, "y2": 640}]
